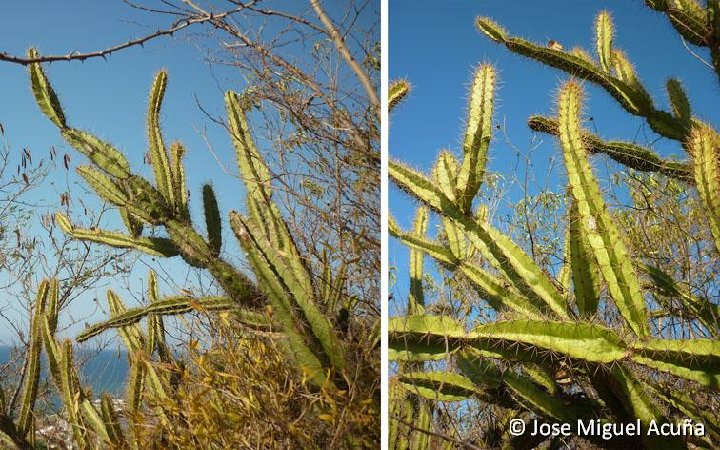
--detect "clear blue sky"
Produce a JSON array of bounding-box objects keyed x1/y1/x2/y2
[
  {"x1": 389, "y1": 1, "x2": 719, "y2": 313},
  {"x1": 0, "y1": 1, "x2": 306, "y2": 343}
]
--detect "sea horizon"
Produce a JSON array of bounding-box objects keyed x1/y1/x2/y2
[{"x1": 0, "y1": 345, "x2": 129, "y2": 402}]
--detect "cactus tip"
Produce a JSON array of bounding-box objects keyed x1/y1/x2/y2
[{"x1": 475, "y1": 17, "x2": 508, "y2": 43}]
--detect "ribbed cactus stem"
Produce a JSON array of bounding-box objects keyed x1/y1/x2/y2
[
  {"x1": 666, "y1": 78, "x2": 691, "y2": 122},
  {"x1": 17, "y1": 280, "x2": 51, "y2": 437},
  {"x1": 62, "y1": 128, "x2": 131, "y2": 178},
  {"x1": 688, "y1": 124, "x2": 720, "y2": 254},
  {"x1": 475, "y1": 17, "x2": 508, "y2": 43},
  {"x1": 76, "y1": 295, "x2": 239, "y2": 342},
  {"x1": 557, "y1": 82, "x2": 649, "y2": 337},
  {"x1": 646, "y1": 0, "x2": 709, "y2": 46},
  {"x1": 389, "y1": 79, "x2": 411, "y2": 111},
  {"x1": 76, "y1": 166, "x2": 129, "y2": 206},
  {"x1": 595, "y1": 11, "x2": 614, "y2": 72},
  {"x1": 528, "y1": 115, "x2": 693, "y2": 181},
  {"x1": 456, "y1": 64, "x2": 495, "y2": 213},
  {"x1": 56, "y1": 213, "x2": 179, "y2": 257},
  {"x1": 147, "y1": 71, "x2": 175, "y2": 206},
  {"x1": 475, "y1": 17, "x2": 690, "y2": 141},
  {"x1": 27, "y1": 49, "x2": 66, "y2": 128},
  {"x1": 226, "y1": 91, "x2": 272, "y2": 199},
  {"x1": 169, "y1": 141, "x2": 189, "y2": 217},
  {"x1": 203, "y1": 184, "x2": 222, "y2": 256},
  {"x1": 408, "y1": 208, "x2": 428, "y2": 315}
]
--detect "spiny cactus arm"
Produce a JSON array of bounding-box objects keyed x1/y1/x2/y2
[
  {"x1": 460, "y1": 264, "x2": 544, "y2": 319},
  {"x1": 528, "y1": 115, "x2": 693, "y2": 181},
  {"x1": 261, "y1": 198, "x2": 315, "y2": 290},
  {"x1": 502, "y1": 371, "x2": 581, "y2": 422},
  {"x1": 100, "y1": 394, "x2": 126, "y2": 446},
  {"x1": 456, "y1": 65, "x2": 495, "y2": 213},
  {"x1": 56, "y1": 213, "x2": 179, "y2": 257},
  {"x1": 475, "y1": 17, "x2": 689, "y2": 141},
  {"x1": 645, "y1": 0, "x2": 709, "y2": 47},
  {"x1": 390, "y1": 160, "x2": 568, "y2": 318},
  {"x1": 522, "y1": 363, "x2": 557, "y2": 395},
  {"x1": 408, "y1": 208, "x2": 429, "y2": 315},
  {"x1": 164, "y1": 220, "x2": 262, "y2": 307},
  {"x1": 226, "y1": 91, "x2": 272, "y2": 199},
  {"x1": 58, "y1": 341, "x2": 113, "y2": 446},
  {"x1": 688, "y1": 124, "x2": 720, "y2": 254},
  {"x1": 645, "y1": 264, "x2": 719, "y2": 335},
  {"x1": 711, "y1": 1, "x2": 720, "y2": 79},
  {"x1": 568, "y1": 200, "x2": 600, "y2": 316},
  {"x1": 146, "y1": 270, "x2": 174, "y2": 363},
  {"x1": 604, "y1": 366, "x2": 684, "y2": 449},
  {"x1": 432, "y1": 152, "x2": 458, "y2": 208},
  {"x1": 442, "y1": 218, "x2": 467, "y2": 260},
  {"x1": 62, "y1": 129, "x2": 131, "y2": 179},
  {"x1": 457, "y1": 357, "x2": 574, "y2": 418},
  {"x1": 557, "y1": 229, "x2": 572, "y2": 292},
  {"x1": 119, "y1": 208, "x2": 143, "y2": 238},
  {"x1": 28, "y1": 53, "x2": 136, "y2": 178},
  {"x1": 41, "y1": 318, "x2": 87, "y2": 446},
  {"x1": 169, "y1": 141, "x2": 189, "y2": 218},
  {"x1": 203, "y1": 184, "x2": 222, "y2": 257},
  {"x1": 236, "y1": 205, "x2": 311, "y2": 294},
  {"x1": 410, "y1": 403, "x2": 432, "y2": 450},
  {"x1": 666, "y1": 78, "x2": 692, "y2": 123},
  {"x1": 647, "y1": 382, "x2": 720, "y2": 441},
  {"x1": 240, "y1": 237, "x2": 329, "y2": 386},
  {"x1": 389, "y1": 215, "x2": 457, "y2": 265},
  {"x1": 76, "y1": 295, "x2": 253, "y2": 342},
  {"x1": 147, "y1": 71, "x2": 174, "y2": 206},
  {"x1": 325, "y1": 261, "x2": 347, "y2": 312},
  {"x1": 558, "y1": 82, "x2": 649, "y2": 337},
  {"x1": 389, "y1": 79, "x2": 411, "y2": 112},
  {"x1": 397, "y1": 372, "x2": 480, "y2": 402},
  {"x1": 106, "y1": 292, "x2": 147, "y2": 421},
  {"x1": 76, "y1": 166, "x2": 129, "y2": 206},
  {"x1": 27, "y1": 49, "x2": 65, "y2": 128},
  {"x1": 470, "y1": 320, "x2": 627, "y2": 363},
  {"x1": 388, "y1": 315, "x2": 464, "y2": 362},
  {"x1": 611, "y1": 49, "x2": 653, "y2": 105},
  {"x1": 16, "y1": 280, "x2": 51, "y2": 437},
  {"x1": 106, "y1": 292, "x2": 172, "y2": 427},
  {"x1": 595, "y1": 11, "x2": 614, "y2": 73},
  {"x1": 107, "y1": 292, "x2": 146, "y2": 351},
  {"x1": 630, "y1": 338, "x2": 720, "y2": 388},
  {"x1": 246, "y1": 195, "x2": 283, "y2": 251},
  {"x1": 388, "y1": 399, "x2": 407, "y2": 450},
  {"x1": 231, "y1": 212, "x2": 346, "y2": 375}
]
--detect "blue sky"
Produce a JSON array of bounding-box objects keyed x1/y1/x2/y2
[
  {"x1": 389, "y1": 1, "x2": 719, "y2": 312},
  {"x1": 0, "y1": 2, "x2": 309, "y2": 343}
]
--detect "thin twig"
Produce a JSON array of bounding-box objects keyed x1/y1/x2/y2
[
  {"x1": 309, "y1": 0, "x2": 380, "y2": 117},
  {"x1": 0, "y1": 4, "x2": 254, "y2": 65}
]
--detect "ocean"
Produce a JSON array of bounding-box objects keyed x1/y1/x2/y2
[{"x1": 0, "y1": 345, "x2": 130, "y2": 399}]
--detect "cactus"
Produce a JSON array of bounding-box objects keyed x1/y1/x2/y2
[
  {"x1": 389, "y1": 17, "x2": 720, "y2": 444},
  {"x1": 27, "y1": 55, "x2": 353, "y2": 391}
]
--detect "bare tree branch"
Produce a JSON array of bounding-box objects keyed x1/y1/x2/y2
[
  {"x1": 309, "y1": 0, "x2": 379, "y2": 117},
  {"x1": 0, "y1": 3, "x2": 255, "y2": 65}
]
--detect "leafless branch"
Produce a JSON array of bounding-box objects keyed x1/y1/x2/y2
[{"x1": 0, "y1": 3, "x2": 256, "y2": 65}]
